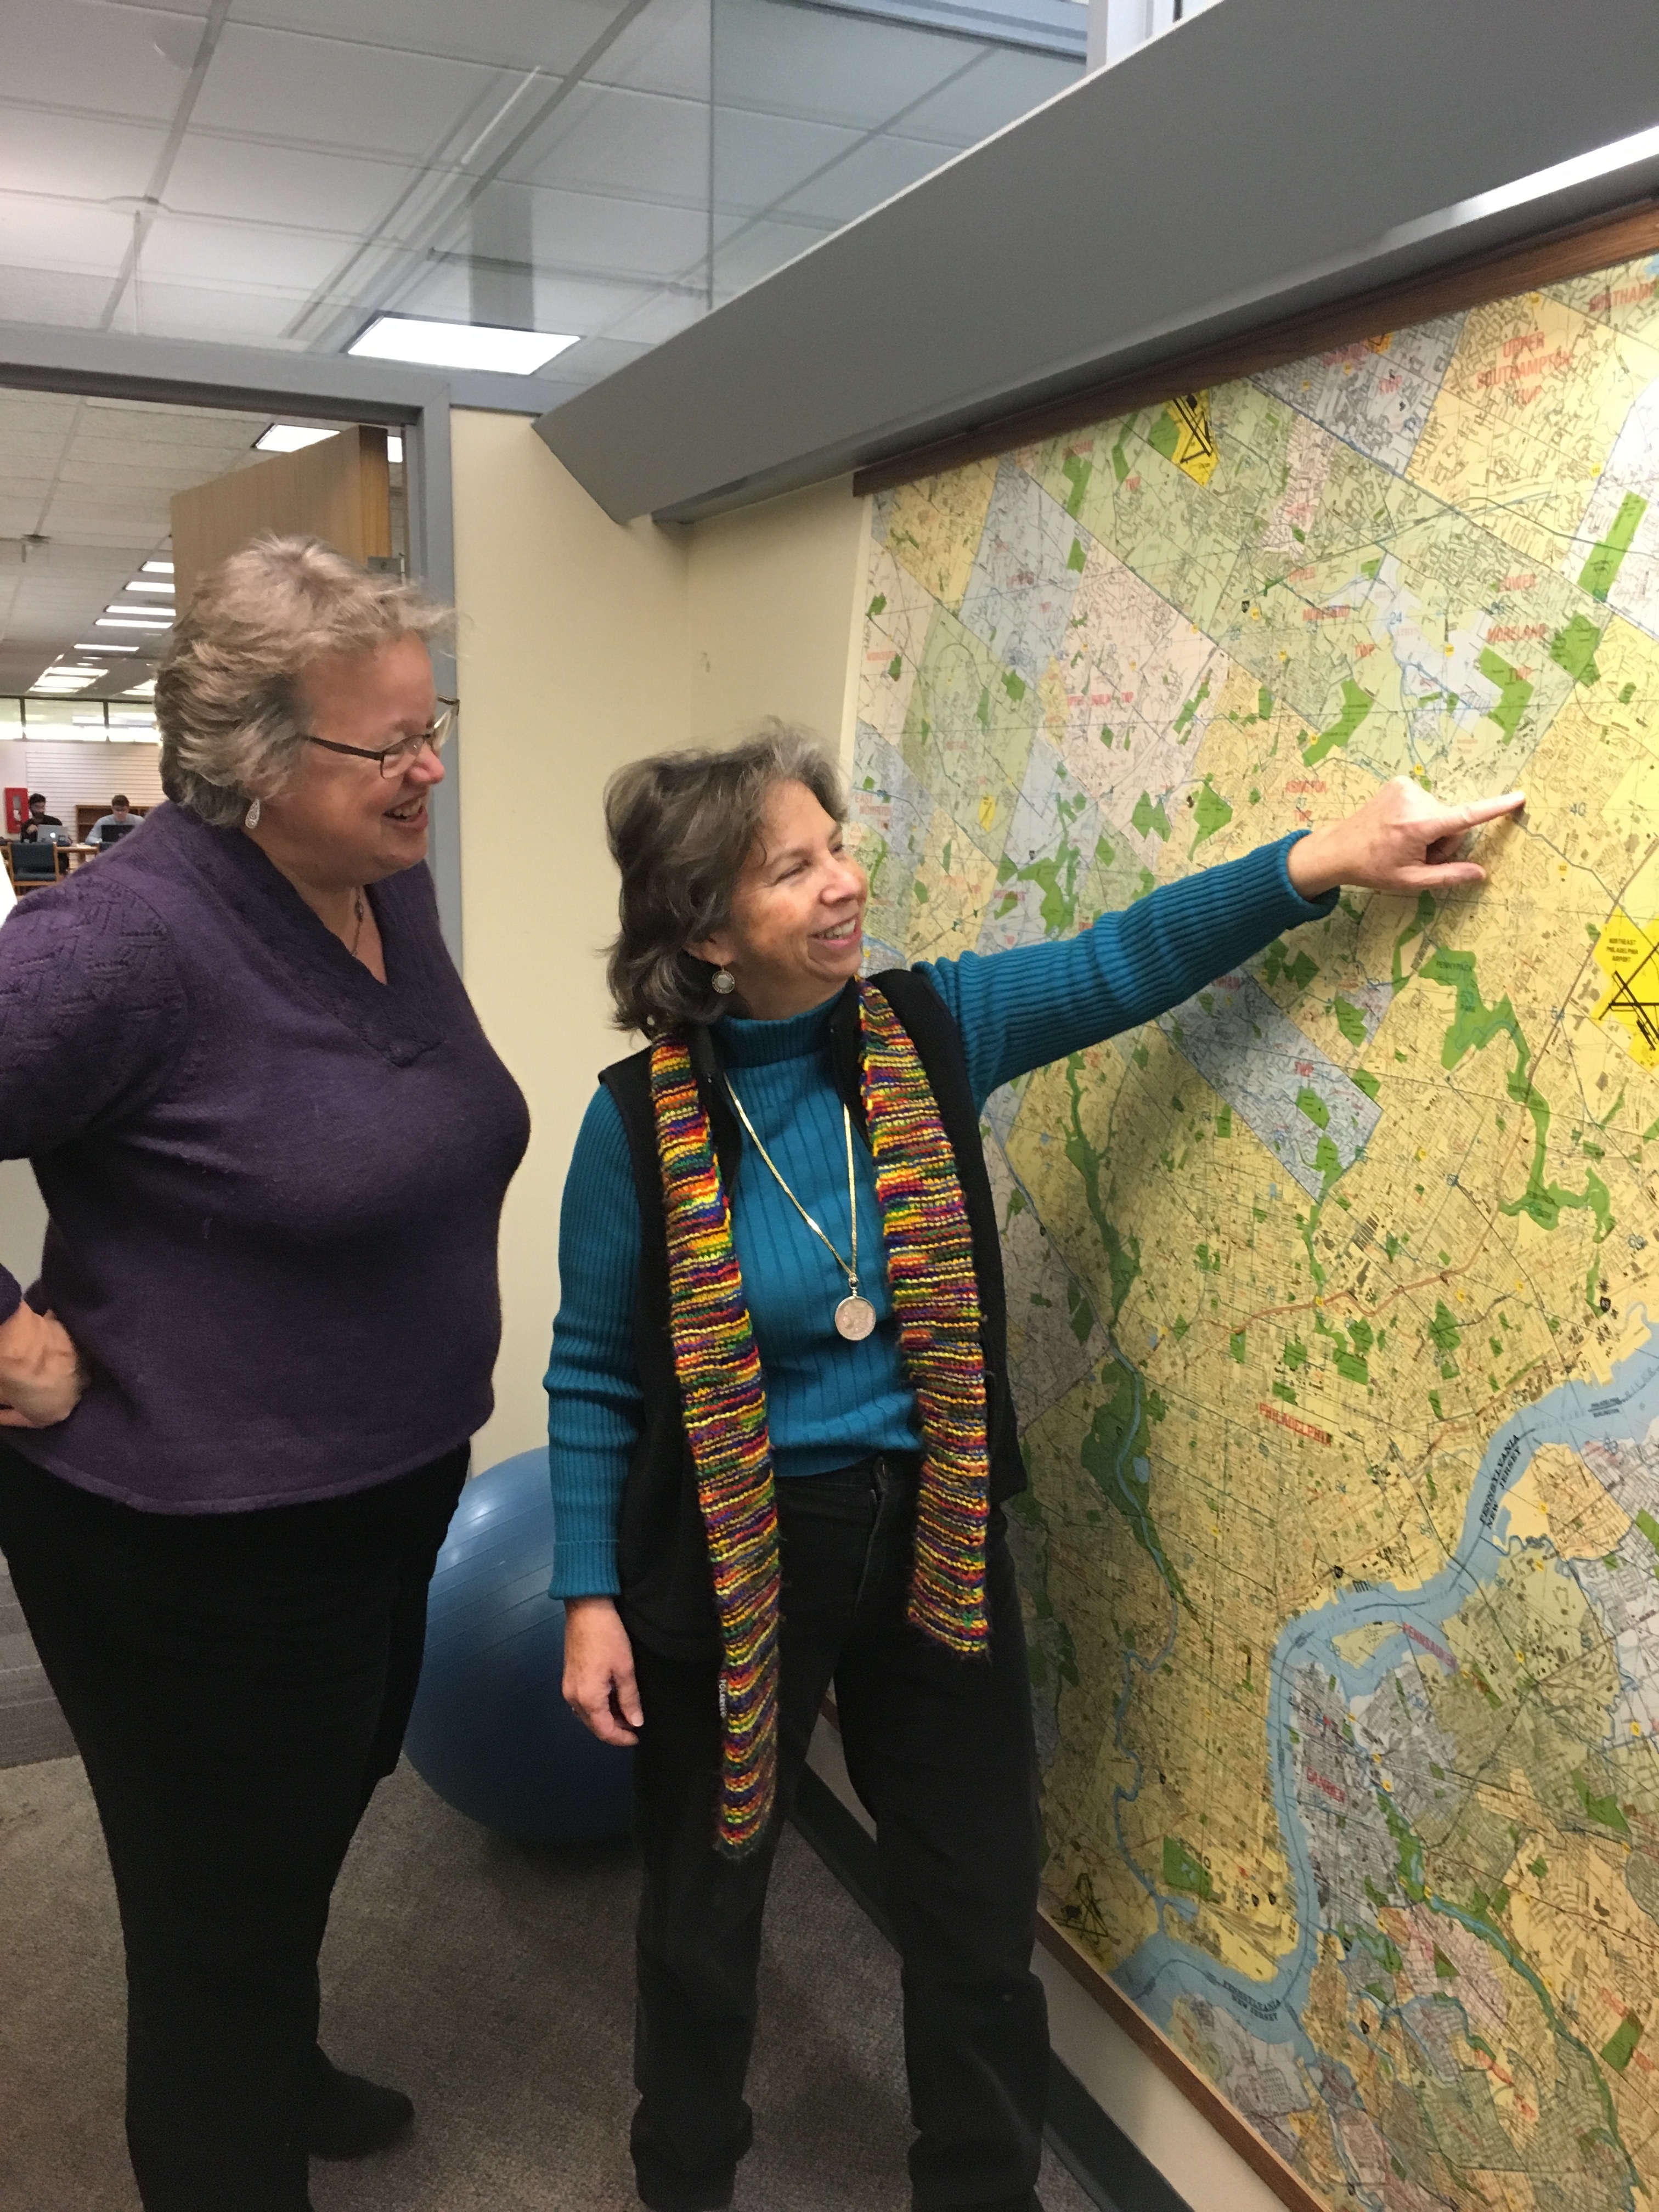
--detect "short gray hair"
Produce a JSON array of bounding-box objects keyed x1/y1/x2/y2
[
  {"x1": 605, "y1": 724, "x2": 845, "y2": 1036},
  {"x1": 155, "y1": 535, "x2": 450, "y2": 828}
]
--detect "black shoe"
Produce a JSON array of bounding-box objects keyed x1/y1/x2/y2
[{"x1": 303, "y1": 2050, "x2": 414, "y2": 2161}]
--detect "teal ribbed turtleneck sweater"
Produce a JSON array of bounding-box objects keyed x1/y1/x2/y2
[{"x1": 546, "y1": 834, "x2": 1335, "y2": 1598}]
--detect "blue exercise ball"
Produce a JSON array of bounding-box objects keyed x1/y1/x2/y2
[{"x1": 405, "y1": 1448, "x2": 634, "y2": 1842}]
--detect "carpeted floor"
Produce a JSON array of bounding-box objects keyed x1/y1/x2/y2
[
  {"x1": 0, "y1": 1555, "x2": 75, "y2": 1770},
  {"x1": 0, "y1": 1750, "x2": 1098, "y2": 2211}
]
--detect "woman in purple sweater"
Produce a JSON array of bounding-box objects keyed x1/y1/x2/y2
[{"x1": 0, "y1": 538, "x2": 529, "y2": 2212}]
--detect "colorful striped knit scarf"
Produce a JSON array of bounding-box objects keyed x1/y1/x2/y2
[{"x1": 649, "y1": 981, "x2": 990, "y2": 1857}]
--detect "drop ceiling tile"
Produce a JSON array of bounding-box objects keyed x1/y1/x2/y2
[
  {"x1": 190, "y1": 22, "x2": 496, "y2": 159},
  {"x1": 505, "y1": 83, "x2": 708, "y2": 204},
  {"x1": 55, "y1": 460, "x2": 233, "y2": 500},
  {"x1": 711, "y1": 106, "x2": 864, "y2": 216},
  {"x1": 379, "y1": 262, "x2": 474, "y2": 323},
  {"x1": 527, "y1": 270, "x2": 679, "y2": 333},
  {"x1": 0, "y1": 390, "x2": 78, "y2": 430},
  {"x1": 379, "y1": 197, "x2": 707, "y2": 329},
  {"x1": 599, "y1": 284, "x2": 710, "y2": 344},
  {"x1": 46, "y1": 489, "x2": 179, "y2": 525},
  {"x1": 0, "y1": 196, "x2": 133, "y2": 274},
  {"x1": 2, "y1": 0, "x2": 209, "y2": 123},
  {"x1": 595, "y1": 0, "x2": 712, "y2": 101},
  {"x1": 0, "y1": 263, "x2": 109, "y2": 326},
  {"x1": 896, "y1": 44, "x2": 1076, "y2": 142},
  {"x1": 774, "y1": 128, "x2": 951, "y2": 224},
  {"x1": 165, "y1": 133, "x2": 422, "y2": 236},
  {"x1": 712, "y1": 0, "x2": 975, "y2": 129},
  {"x1": 232, "y1": 0, "x2": 620, "y2": 74},
  {"x1": 0, "y1": 482, "x2": 58, "y2": 520},
  {"x1": 548, "y1": 333, "x2": 658, "y2": 382},
  {"x1": 89, "y1": 397, "x2": 268, "y2": 431},
  {"x1": 108, "y1": 276, "x2": 317, "y2": 346},
  {"x1": 711, "y1": 211, "x2": 836, "y2": 299},
  {"x1": 524, "y1": 184, "x2": 708, "y2": 275},
  {"x1": 78, "y1": 402, "x2": 268, "y2": 445},
  {"x1": 0, "y1": 432, "x2": 74, "y2": 472},
  {"x1": 136, "y1": 215, "x2": 353, "y2": 291},
  {"x1": 0, "y1": 105, "x2": 170, "y2": 204}
]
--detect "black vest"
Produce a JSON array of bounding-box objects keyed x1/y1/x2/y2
[{"x1": 599, "y1": 968, "x2": 1028, "y2": 1660}]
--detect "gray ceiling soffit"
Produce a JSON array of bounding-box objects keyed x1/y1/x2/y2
[
  {"x1": 0, "y1": 323, "x2": 578, "y2": 423},
  {"x1": 534, "y1": 0, "x2": 1659, "y2": 524}
]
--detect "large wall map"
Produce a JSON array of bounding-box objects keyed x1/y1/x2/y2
[{"x1": 850, "y1": 248, "x2": 1659, "y2": 2211}]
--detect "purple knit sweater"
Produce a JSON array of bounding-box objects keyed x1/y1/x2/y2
[{"x1": 0, "y1": 802, "x2": 529, "y2": 1513}]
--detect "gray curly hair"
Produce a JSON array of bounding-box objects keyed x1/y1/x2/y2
[
  {"x1": 605, "y1": 724, "x2": 845, "y2": 1037},
  {"x1": 155, "y1": 535, "x2": 450, "y2": 828}
]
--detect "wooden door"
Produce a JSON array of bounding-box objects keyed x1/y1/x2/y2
[{"x1": 170, "y1": 426, "x2": 392, "y2": 612}]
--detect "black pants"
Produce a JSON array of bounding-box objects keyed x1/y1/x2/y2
[
  {"x1": 0, "y1": 1438, "x2": 469, "y2": 2212},
  {"x1": 630, "y1": 1453, "x2": 1048, "y2": 2212}
]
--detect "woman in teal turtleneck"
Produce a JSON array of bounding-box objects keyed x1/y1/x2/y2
[{"x1": 548, "y1": 728, "x2": 1521, "y2": 2212}]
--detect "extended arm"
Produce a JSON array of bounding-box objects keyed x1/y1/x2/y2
[
  {"x1": 921, "y1": 781, "x2": 1526, "y2": 1108},
  {"x1": 924, "y1": 834, "x2": 1334, "y2": 1108}
]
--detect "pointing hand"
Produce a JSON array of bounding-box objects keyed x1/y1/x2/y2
[{"x1": 1286, "y1": 777, "x2": 1526, "y2": 899}]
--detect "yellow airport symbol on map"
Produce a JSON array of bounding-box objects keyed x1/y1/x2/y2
[
  {"x1": 1593, "y1": 907, "x2": 1659, "y2": 1065},
  {"x1": 1152, "y1": 391, "x2": 1220, "y2": 486}
]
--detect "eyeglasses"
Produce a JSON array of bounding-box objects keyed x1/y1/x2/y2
[{"x1": 302, "y1": 699, "x2": 458, "y2": 778}]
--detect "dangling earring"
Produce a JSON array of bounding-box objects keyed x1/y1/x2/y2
[
  {"x1": 244, "y1": 796, "x2": 261, "y2": 830},
  {"x1": 711, "y1": 966, "x2": 736, "y2": 996}
]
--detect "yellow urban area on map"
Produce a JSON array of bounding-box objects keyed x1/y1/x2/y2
[{"x1": 850, "y1": 249, "x2": 1659, "y2": 2211}]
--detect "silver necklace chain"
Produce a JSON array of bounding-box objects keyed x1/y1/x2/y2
[{"x1": 723, "y1": 1079, "x2": 877, "y2": 1342}]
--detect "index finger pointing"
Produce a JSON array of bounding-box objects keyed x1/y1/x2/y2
[{"x1": 1457, "y1": 789, "x2": 1526, "y2": 829}]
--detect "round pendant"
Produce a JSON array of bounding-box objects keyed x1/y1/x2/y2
[{"x1": 834, "y1": 1295, "x2": 877, "y2": 1342}]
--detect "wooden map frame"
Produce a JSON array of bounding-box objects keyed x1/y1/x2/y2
[{"x1": 853, "y1": 198, "x2": 1659, "y2": 501}]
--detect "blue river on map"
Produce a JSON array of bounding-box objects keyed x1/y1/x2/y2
[{"x1": 1111, "y1": 1312, "x2": 1659, "y2": 2077}]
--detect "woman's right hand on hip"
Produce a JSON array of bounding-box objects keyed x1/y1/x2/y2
[
  {"x1": 563, "y1": 1595, "x2": 644, "y2": 1746},
  {"x1": 0, "y1": 1302, "x2": 88, "y2": 1428}
]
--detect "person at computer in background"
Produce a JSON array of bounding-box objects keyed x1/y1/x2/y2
[
  {"x1": 19, "y1": 794, "x2": 61, "y2": 841},
  {"x1": 89, "y1": 794, "x2": 137, "y2": 845}
]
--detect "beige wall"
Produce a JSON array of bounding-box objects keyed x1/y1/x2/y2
[
  {"x1": 450, "y1": 410, "x2": 691, "y2": 1472},
  {"x1": 452, "y1": 410, "x2": 869, "y2": 1468},
  {"x1": 686, "y1": 477, "x2": 869, "y2": 764},
  {"x1": 0, "y1": 1158, "x2": 47, "y2": 1295}
]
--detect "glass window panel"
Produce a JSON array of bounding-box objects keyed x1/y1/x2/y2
[{"x1": 712, "y1": 0, "x2": 1080, "y2": 309}]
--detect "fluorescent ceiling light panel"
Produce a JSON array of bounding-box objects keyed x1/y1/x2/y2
[
  {"x1": 80, "y1": 641, "x2": 137, "y2": 652},
  {"x1": 255, "y1": 424, "x2": 338, "y2": 454},
  {"x1": 142, "y1": 560, "x2": 174, "y2": 575},
  {"x1": 123, "y1": 579, "x2": 175, "y2": 595},
  {"x1": 348, "y1": 317, "x2": 578, "y2": 375},
  {"x1": 105, "y1": 603, "x2": 172, "y2": 618},
  {"x1": 121, "y1": 681, "x2": 158, "y2": 699},
  {"x1": 97, "y1": 617, "x2": 171, "y2": 630}
]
